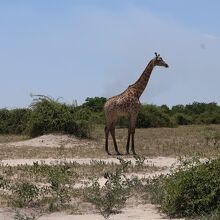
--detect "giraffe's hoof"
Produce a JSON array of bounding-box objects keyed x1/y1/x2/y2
[{"x1": 116, "y1": 152, "x2": 122, "y2": 156}]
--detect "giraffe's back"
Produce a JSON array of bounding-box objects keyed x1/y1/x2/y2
[{"x1": 104, "y1": 89, "x2": 141, "y2": 119}]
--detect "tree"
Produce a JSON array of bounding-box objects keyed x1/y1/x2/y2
[{"x1": 82, "y1": 97, "x2": 107, "y2": 112}]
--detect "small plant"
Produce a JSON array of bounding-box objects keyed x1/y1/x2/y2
[
  {"x1": 117, "y1": 157, "x2": 132, "y2": 172},
  {"x1": 14, "y1": 211, "x2": 37, "y2": 220},
  {"x1": 134, "y1": 155, "x2": 146, "y2": 168},
  {"x1": 46, "y1": 163, "x2": 74, "y2": 210},
  {"x1": 90, "y1": 159, "x2": 106, "y2": 166},
  {"x1": 11, "y1": 181, "x2": 40, "y2": 207},
  {"x1": 204, "y1": 129, "x2": 220, "y2": 147},
  {"x1": 141, "y1": 175, "x2": 166, "y2": 204},
  {"x1": 0, "y1": 174, "x2": 10, "y2": 189},
  {"x1": 84, "y1": 167, "x2": 130, "y2": 219}
]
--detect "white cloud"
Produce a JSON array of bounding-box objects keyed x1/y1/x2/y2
[{"x1": 203, "y1": 34, "x2": 220, "y2": 40}]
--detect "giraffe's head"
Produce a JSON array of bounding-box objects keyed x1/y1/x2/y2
[{"x1": 153, "y1": 52, "x2": 169, "y2": 68}]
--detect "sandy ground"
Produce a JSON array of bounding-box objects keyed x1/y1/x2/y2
[
  {"x1": 0, "y1": 156, "x2": 177, "y2": 167},
  {"x1": 0, "y1": 134, "x2": 182, "y2": 220},
  {"x1": 3, "y1": 134, "x2": 91, "y2": 148},
  {"x1": 38, "y1": 204, "x2": 182, "y2": 220},
  {"x1": 0, "y1": 204, "x2": 182, "y2": 220}
]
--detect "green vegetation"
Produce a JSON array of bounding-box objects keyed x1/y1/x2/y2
[
  {"x1": 0, "y1": 96, "x2": 220, "y2": 138},
  {"x1": 139, "y1": 157, "x2": 220, "y2": 219},
  {"x1": 26, "y1": 95, "x2": 91, "y2": 138},
  {"x1": 14, "y1": 211, "x2": 37, "y2": 220},
  {"x1": 0, "y1": 95, "x2": 92, "y2": 138},
  {"x1": 0, "y1": 108, "x2": 31, "y2": 134},
  {"x1": 84, "y1": 165, "x2": 130, "y2": 219}
]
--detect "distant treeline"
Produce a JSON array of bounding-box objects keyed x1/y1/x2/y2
[{"x1": 0, "y1": 96, "x2": 220, "y2": 138}]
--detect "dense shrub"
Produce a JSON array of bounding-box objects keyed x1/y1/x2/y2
[
  {"x1": 170, "y1": 102, "x2": 220, "y2": 125},
  {"x1": 154, "y1": 158, "x2": 220, "y2": 218},
  {"x1": 0, "y1": 97, "x2": 220, "y2": 136},
  {"x1": 196, "y1": 112, "x2": 220, "y2": 124},
  {"x1": 0, "y1": 108, "x2": 31, "y2": 134},
  {"x1": 171, "y1": 104, "x2": 185, "y2": 114},
  {"x1": 25, "y1": 95, "x2": 91, "y2": 138},
  {"x1": 82, "y1": 97, "x2": 107, "y2": 112},
  {"x1": 74, "y1": 107, "x2": 92, "y2": 121},
  {"x1": 173, "y1": 113, "x2": 193, "y2": 125},
  {"x1": 137, "y1": 105, "x2": 174, "y2": 128}
]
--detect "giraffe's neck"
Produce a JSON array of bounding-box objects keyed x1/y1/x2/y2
[{"x1": 131, "y1": 59, "x2": 155, "y2": 98}]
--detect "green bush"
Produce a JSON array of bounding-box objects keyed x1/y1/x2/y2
[
  {"x1": 1, "y1": 98, "x2": 220, "y2": 136},
  {"x1": 173, "y1": 113, "x2": 193, "y2": 125},
  {"x1": 197, "y1": 112, "x2": 220, "y2": 124},
  {"x1": 137, "y1": 105, "x2": 174, "y2": 128},
  {"x1": 25, "y1": 95, "x2": 91, "y2": 138},
  {"x1": 156, "y1": 158, "x2": 220, "y2": 218},
  {"x1": 74, "y1": 107, "x2": 92, "y2": 121},
  {"x1": 0, "y1": 108, "x2": 31, "y2": 134},
  {"x1": 82, "y1": 97, "x2": 107, "y2": 112}
]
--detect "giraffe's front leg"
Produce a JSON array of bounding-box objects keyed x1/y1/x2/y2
[
  {"x1": 130, "y1": 114, "x2": 138, "y2": 155},
  {"x1": 131, "y1": 132, "x2": 137, "y2": 155}
]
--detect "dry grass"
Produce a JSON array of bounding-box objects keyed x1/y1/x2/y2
[
  {"x1": 0, "y1": 135, "x2": 27, "y2": 143},
  {"x1": 95, "y1": 124, "x2": 220, "y2": 157},
  {"x1": 0, "y1": 125, "x2": 219, "y2": 160}
]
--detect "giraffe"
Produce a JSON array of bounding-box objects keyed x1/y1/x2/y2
[{"x1": 104, "y1": 53, "x2": 169, "y2": 155}]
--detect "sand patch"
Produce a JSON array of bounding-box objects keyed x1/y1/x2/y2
[
  {"x1": 0, "y1": 156, "x2": 177, "y2": 168},
  {"x1": 37, "y1": 204, "x2": 182, "y2": 220},
  {"x1": 2, "y1": 134, "x2": 91, "y2": 148}
]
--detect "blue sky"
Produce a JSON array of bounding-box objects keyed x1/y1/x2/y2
[{"x1": 0, "y1": 0, "x2": 220, "y2": 108}]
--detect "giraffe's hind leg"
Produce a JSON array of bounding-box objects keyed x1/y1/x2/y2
[
  {"x1": 110, "y1": 125, "x2": 121, "y2": 155},
  {"x1": 105, "y1": 126, "x2": 111, "y2": 155}
]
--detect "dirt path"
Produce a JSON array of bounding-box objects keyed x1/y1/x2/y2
[
  {"x1": 38, "y1": 204, "x2": 182, "y2": 220},
  {"x1": 0, "y1": 156, "x2": 177, "y2": 167},
  {"x1": 0, "y1": 204, "x2": 182, "y2": 220}
]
